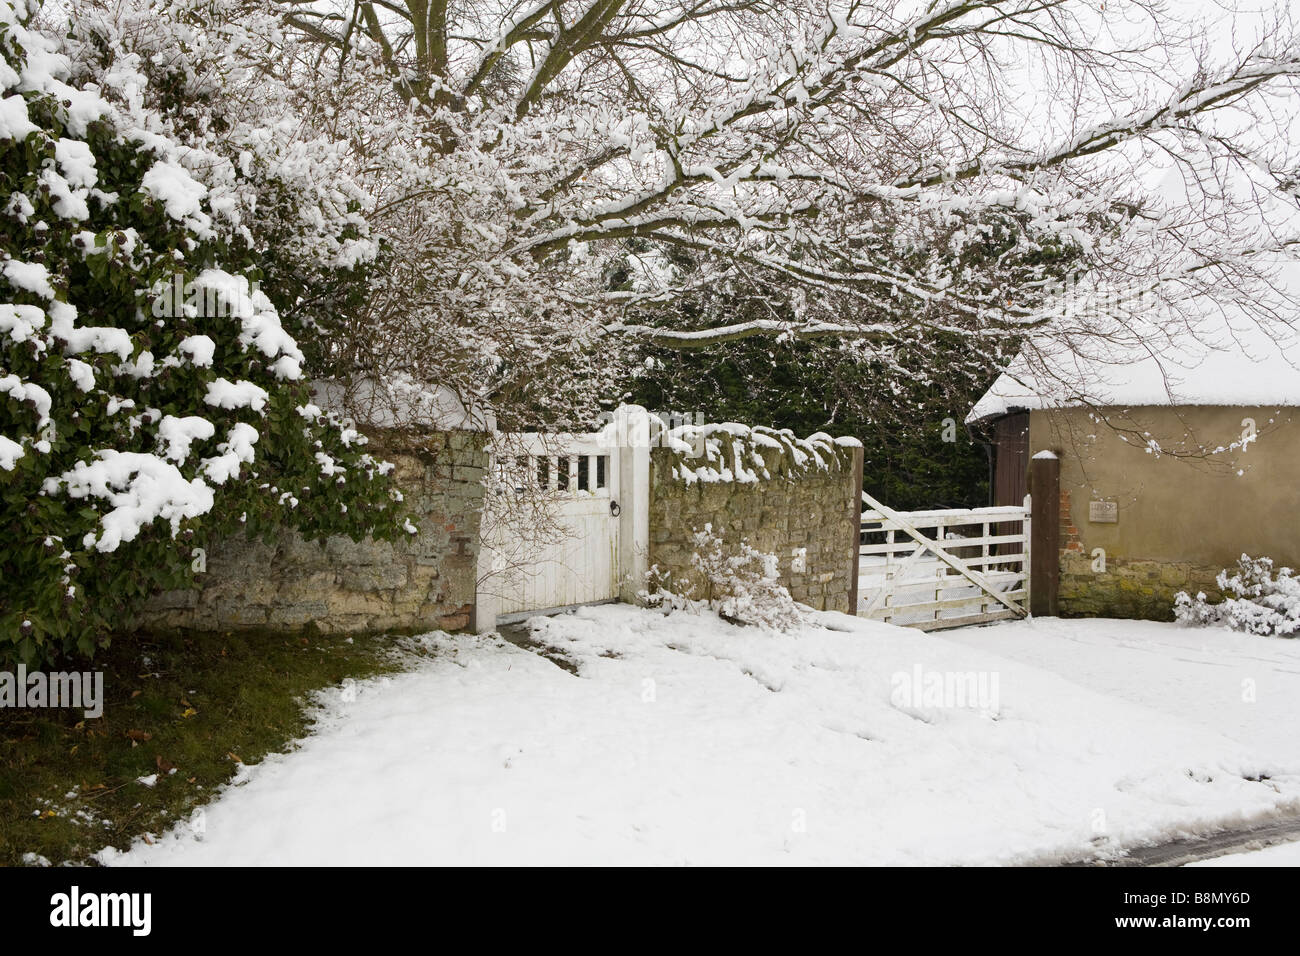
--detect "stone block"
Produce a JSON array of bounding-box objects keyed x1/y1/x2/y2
[{"x1": 268, "y1": 601, "x2": 329, "y2": 627}]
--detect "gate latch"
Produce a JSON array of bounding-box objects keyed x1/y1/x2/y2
[{"x1": 609, "y1": 500, "x2": 622, "y2": 517}]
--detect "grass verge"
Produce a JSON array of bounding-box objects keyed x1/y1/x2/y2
[{"x1": 0, "y1": 628, "x2": 412, "y2": 866}]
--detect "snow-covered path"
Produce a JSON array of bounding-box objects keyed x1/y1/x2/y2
[{"x1": 101, "y1": 607, "x2": 1300, "y2": 866}]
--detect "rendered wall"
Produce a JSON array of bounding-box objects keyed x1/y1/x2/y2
[{"x1": 1029, "y1": 405, "x2": 1300, "y2": 619}]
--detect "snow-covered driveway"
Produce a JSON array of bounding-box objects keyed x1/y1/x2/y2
[
  {"x1": 947, "y1": 617, "x2": 1300, "y2": 769},
  {"x1": 102, "y1": 607, "x2": 1300, "y2": 866}
]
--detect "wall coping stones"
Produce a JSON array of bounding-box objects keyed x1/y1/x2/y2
[{"x1": 652, "y1": 419, "x2": 860, "y2": 485}]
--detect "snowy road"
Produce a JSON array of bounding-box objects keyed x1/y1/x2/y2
[
  {"x1": 1189, "y1": 838, "x2": 1300, "y2": 866},
  {"x1": 101, "y1": 607, "x2": 1300, "y2": 866}
]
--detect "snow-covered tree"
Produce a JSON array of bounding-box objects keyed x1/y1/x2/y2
[
  {"x1": 0, "y1": 0, "x2": 402, "y2": 663},
  {"x1": 267, "y1": 0, "x2": 1300, "y2": 425}
]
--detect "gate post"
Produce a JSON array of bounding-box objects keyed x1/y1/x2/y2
[
  {"x1": 847, "y1": 445, "x2": 864, "y2": 615},
  {"x1": 616, "y1": 406, "x2": 650, "y2": 604},
  {"x1": 1028, "y1": 451, "x2": 1060, "y2": 617}
]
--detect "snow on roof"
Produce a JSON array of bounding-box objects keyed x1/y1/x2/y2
[
  {"x1": 970, "y1": 96, "x2": 1300, "y2": 425},
  {"x1": 968, "y1": 266, "x2": 1300, "y2": 423}
]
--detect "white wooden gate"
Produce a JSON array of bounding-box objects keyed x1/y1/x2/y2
[
  {"x1": 858, "y1": 491, "x2": 1030, "y2": 631},
  {"x1": 477, "y1": 430, "x2": 634, "y2": 626}
]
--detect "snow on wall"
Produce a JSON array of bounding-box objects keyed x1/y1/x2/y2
[
  {"x1": 654, "y1": 418, "x2": 861, "y2": 485},
  {"x1": 311, "y1": 378, "x2": 495, "y2": 433}
]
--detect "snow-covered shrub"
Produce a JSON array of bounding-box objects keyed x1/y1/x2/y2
[
  {"x1": 646, "y1": 524, "x2": 807, "y2": 632},
  {"x1": 58, "y1": 0, "x2": 378, "y2": 358},
  {"x1": 0, "y1": 1, "x2": 401, "y2": 664},
  {"x1": 1174, "y1": 555, "x2": 1300, "y2": 637}
]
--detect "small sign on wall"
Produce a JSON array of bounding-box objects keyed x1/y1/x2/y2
[{"x1": 1088, "y1": 500, "x2": 1118, "y2": 523}]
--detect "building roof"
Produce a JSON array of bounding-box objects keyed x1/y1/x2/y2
[{"x1": 968, "y1": 271, "x2": 1300, "y2": 423}]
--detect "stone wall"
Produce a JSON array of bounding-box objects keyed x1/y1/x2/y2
[
  {"x1": 134, "y1": 430, "x2": 488, "y2": 635},
  {"x1": 647, "y1": 425, "x2": 862, "y2": 612},
  {"x1": 1059, "y1": 551, "x2": 1226, "y2": 620}
]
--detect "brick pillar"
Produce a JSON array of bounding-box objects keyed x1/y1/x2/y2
[
  {"x1": 1060, "y1": 488, "x2": 1083, "y2": 554},
  {"x1": 1028, "y1": 453, "x2": 1060, "y2": 616}
]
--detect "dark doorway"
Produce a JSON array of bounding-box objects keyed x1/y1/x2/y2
[{"x1": 993, "y1": 412, "x2": 1030, "y2": 508}]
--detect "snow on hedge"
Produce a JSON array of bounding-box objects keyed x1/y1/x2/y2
[
  {"x1": 1, "y1": 3, "x2": 286, "y2": 515},
  {"x1": 0, "y1": 0, "x2": 398, "y2": 661}
]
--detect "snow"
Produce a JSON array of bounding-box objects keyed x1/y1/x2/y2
[
  {"x1": 199, "y1": 423, "x2": 258, "y2": 485},
  {"x1": 100, "y1": 606, "x2": 1300, "y2": 867},
  {"x1": 0, "y1": 433, "x2": 23, "y2": 470},
  {"x1": 4, "y1": 191, "x2": 33, "y2": 223},
  {"x1": 310, "y1": 377, "x2": 495, "y2": 432},
  {"x1": 0, "y1": 373, "x2": 52, "y2": 425},
  {"x1": 204, "y1": 378, "x2": 267, "y2": 412},
  {"x1": 155, "y1": 415, "x2": 215, "y2": 462},
  {"x1": 192, "y1": 270, "x2": 302, "y2": 371},
  {"x1": 0, "y1": 93, "x2": 35, "y2": 139},
  {"x1": 644, "y1": 417, "x2": 845, "y2": 485},
  {"x1": 2, "y1": 259, "x2": 56, "y2": 299},
  {"x1": 140, "y1": 160, "x2": 207, "y2": 223},
  {"x1": 48, "y1": 300, "x2": 132, "y2": 360},
  {"x1": 65, "y1": 358, "x2": 94, "y2": 392},
  {"x1": 49, "y1": 450, "x2": 215, "y2": 552},
  {"x1": 0, "y1": 0, "x2": 397, "y2": 621},
  {"x1": 39, "y1": 167, "x2": 90, "y2": 220},
  {"x1": 53, "y1": 138, "x2": 96, "y2": 188},
  {"x1": 946, "y1": 617, "x2": 1300, "y2": 772},
  {"x1": 176, "y1": 335, "x2": 215, "y2": 368},
  {"x1": 1189, "y1": 840, "x2": 1300, "y2": 867}
]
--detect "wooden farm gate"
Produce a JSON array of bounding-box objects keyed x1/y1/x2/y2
[{"x1": 857, "y1": 491, "x2": 1030, "y2": 631}]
